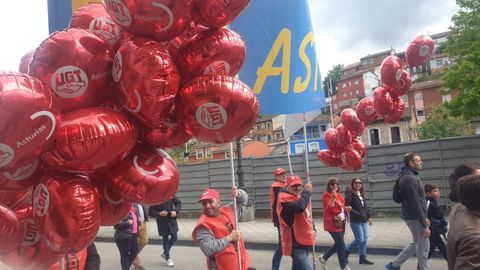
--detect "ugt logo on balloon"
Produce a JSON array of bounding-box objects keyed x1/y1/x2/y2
[
  {"x1": 103, "y1": 0, "x2": 132, "y2": 26},
  {"x1": 204, "y1": 61, "x2": 231, "y2": 75},
  {"x1": 33, "y1": 184, "x2": 50, "y2": 217},
  {"x1": 89, "y1": 17, "x2": 121, "y2": 45},
  {"x1": 196, "y1": 102, "x2": 227, "y2": 130},
  {"x1": 3, "y1": 159, "x2": 39, "y2": 181},
  {"x1": 0, "y1": 144, "x2": 15, "y2": 168},
  {"x1": 51, "y1": 66, "x2": 89, "y2": 98},
  {"x1": 112, "y1": 51, "x2": 123, "y2": 82}
]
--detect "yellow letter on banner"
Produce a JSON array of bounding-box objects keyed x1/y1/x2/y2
[
  {"x1": 72, "y1": 0, "x2": 101, "y2": 12},
  {"x1": 253, "y1": 28, "x2": 291, "y2": 95},
  {"x1": 293, "y1": 31, "x2": 314, "y2": 93}
]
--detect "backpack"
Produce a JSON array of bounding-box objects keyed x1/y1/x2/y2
[{"x1": 392, "y1": 171, "x2": 410, "y2": 203}]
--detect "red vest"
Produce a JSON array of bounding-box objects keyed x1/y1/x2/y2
[
  {"x1": 270, "y1": 181, "x2": 287, "y2": 222},
  {"x1": 192, "y1": 206, "x2": 251, "y2": 270},
  {"x1": 50, "y1": 248, "x2": 87, "y2": 270},
  {"x1": 277, "y1": 192, "x2": 316, "y2": 256}
]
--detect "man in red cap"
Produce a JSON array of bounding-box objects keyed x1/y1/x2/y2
[
  {"x1": 277, "y1": 175, "x2": 316, "y2": 270},
  {"x1": 270, "y1": 167, "x2": 287, "y2": 270},
  {"x1": 192, "y1": 187, "x2": 255, "y2": 270}
]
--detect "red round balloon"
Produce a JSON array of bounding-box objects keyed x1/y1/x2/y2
[
  {"x1": 41, "y1": 108, "x2": 137, "y2": 172},
  {"x1": 356, "y1": 97, "x2": 378, "y2": 124},
  {"x1": 141, "y1": 104, "x2": 191, "y2": 148},
  {"x1": 380, "y1": 55, "x2": 403, "y2": 87},
  {"x1": 113, "y1": 36, "x2": 180, "y2": 127},
  {"x1": 324, "y1": 128, "x2": 345, "y2": 153},
  {"x1": 176, "y1": 75, "x2": 259, "y2": 143},
  {"x1": 175, "y1": 28, "x2": 246, "y2": 82},
  {"x1": 0, "y1": 188, "x2": 32, "y2": 209},
  {"x1": 102, "y1": 0, "x2": 194, "y2": 41},
  {"x1": 336, "y1": 124, "x2": 352, "y2": 147},
  {"x1": 163, "y1": 22, "x2": 208, "y2": 58},
  {"x1": 0, "y1": 72, "x2": 61, "y2": 172},
  {"x1": 193, "y1": 0, "x2": 250, "y2": 28},
  {"x1": 341, "y1": 148, "x2": 363, "y2": 171},
  {"x1": 0, "y1": 204, "x2": 22, "y2": 254},
  {"x1": 318, "y1": 149, "x2": 342, "y2": 167},
  {"x1": 392, "y1": 69, "x2": 412, "y2": 97},
  {"x1": 18, "y1": 50, "x2": 34, "y2": 73},
  {"x1": 14, "y1": 205, "x2": 42, "y2": 248},
  {"x1": 94, "y1": 177, "x2": 132, "y2": 226},
  {"x1": 33, "y1": 173, "x2": 100, "y2": 253},
  {"x1": 340, "y1": 108, "x2": 365, "y2": 135},
  {"x1": 70, "y1": 3, "x2": 123, "y2": 50},
  {"x1": 373, "y1": 86, "x2": 394, "y2": 116},
  {"x1": 384, "y1": 97, "x2": 406, "y2": 124},
  {"x1": 108, "y1": 144, "x2": 179, "y2": 205},
  {"x1": 406, "y1": 35, "x2": 435, "y2": 68},
  {"x1": 0, "y1": 159, "x2": 42, "y2": 190},
  {"x1": 0, "y1": 238, "x2": 63, "y2": 269},
  {"x1": 29, "y1": 28, "x2": 113, "y2": 113},
  {"x1": 352, "y1": 138, "x2": 367, "y2": 158}
]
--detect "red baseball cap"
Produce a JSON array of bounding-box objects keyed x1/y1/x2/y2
[
  {"x1": 198, "y1": 188, "x2": 220, "y2": 202},
  {"x1": 287, "y1": 175, "x2": 303, "y2": 186},
  {"x1": 274, "y1": 168, "x2": 286, "y2": 176}
]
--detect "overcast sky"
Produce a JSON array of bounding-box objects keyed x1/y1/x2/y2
[
  {"x1": 0, "y1": 0, "x2": 459, "y2": 78},
  {"x1": 309, "y1": 0, "x2": 459, "y2": 74}
]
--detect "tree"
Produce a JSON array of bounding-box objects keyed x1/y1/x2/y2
[
  {"x1": 322, "y1": 64, "x2": 344, "y2": 97},
  {"x1": 441, "y1": 0, "x2": 480, "y2": 120},
  {"x1": 165, "y1": 140, "x2": 198, "y2": 165},
  {"x1": 417, "y1": 105, "x2": 473, "y2": 139}
]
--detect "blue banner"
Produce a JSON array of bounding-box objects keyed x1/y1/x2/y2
[
  {"x1": 47, "y1": 0, "x2": 101, "y2": 33},
  {"x1": 230, "y1": 0, "x2": 325, "y2": 115}
]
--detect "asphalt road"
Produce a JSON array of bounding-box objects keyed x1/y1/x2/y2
[{"x1": 0, "y1": 242, "x2": 448, "y2": 270}]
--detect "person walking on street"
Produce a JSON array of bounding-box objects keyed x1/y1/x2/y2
[
  {"x1": 276, "y1": 175, "x2": 316, "y2": 270},
  {"x1": 270, "y1": 167, "x2": 287, "y2": 270},
  {"x1": 447, "y1": 174, "x2": 480, "y2": 270},
  {"x1": 192, "y1": 187, "x2": 255, "y2": 270},
  {"x1": 385, "y1": 152, "x2": 430, "y2": 270},
  {"x1": 424, "y1": 184, "x2": 447, "y2": 260},
  {"x1": 345, "y1": 177, "x2": 374, "y2": 265},
  {"x1": 446, "y1": 164, "x2": 480, "y2": 225},
  {"x1": 114, "y1": 205, "x2": 140, "y2": 270},
  {"x1": 132, "y1": 204, "x2": 149, "y2": 270},
  {"x1": 319, "y1": 177, "x2": 352, "y2": 270},
  {"x1": 149, "y1": 196, "x2": 182, "y2": 267}
]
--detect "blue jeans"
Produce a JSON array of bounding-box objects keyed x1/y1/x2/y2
[
  {"x1": 347, "y1": 222, "x2": 368, "y2": 256},
  {"x1": 291, "y1": 248, "x2": 313, "y2": 270},
  {"x1": 162, "y1": 233, "x2": 178, "y2": 259},
  {"x1": 323, "y1": 231, "x2": 347, "y2": 269},
  {"x1": 272, "y1": 227, "x2": 283, "y2": 270}
]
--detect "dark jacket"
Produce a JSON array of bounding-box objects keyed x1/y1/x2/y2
[
  {"x1": 149, "y1": 196, "x2": 182, "y2": 236},
  {"x1": 113, "y1": 209, "x2": 139, "y2": 239},
  {"x1": 85, "y1": 243, "x2": 101, "y2": 270},
  {"x1": 345, "y1": 188, "x2": 372, "y2": 223},
  {"x1": 399, "y1": 167, "x2": 428, "y2": 228},
  {"x1": 272, "y1": 186, "x2": 285, "y2": 227}
]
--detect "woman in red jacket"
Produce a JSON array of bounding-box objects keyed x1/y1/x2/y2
[{"x1": 318, "y1": 177, "x2": 352, "y2": 270}]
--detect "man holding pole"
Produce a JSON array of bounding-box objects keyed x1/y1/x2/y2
[
  {"x1": 271, "y1": 167, "x2": 288, "y2": 270},
  {"x1": 277, "y1": 175, "x2": 316, "y2": 270},
  {"x1": 192, "y1": 187, "x2": 255, "y2": 270}
]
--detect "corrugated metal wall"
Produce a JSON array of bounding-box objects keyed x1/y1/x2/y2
[{"x1": 176, "y1": 135, "x2": 480, "y2": 213}]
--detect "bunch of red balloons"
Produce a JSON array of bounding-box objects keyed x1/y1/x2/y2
[
  {"x1": 318, "y1": 35, "x2": 434, "y2": 171},
  {"x1": 0, "y1": 1, "x2": 255, "y2": 268}
]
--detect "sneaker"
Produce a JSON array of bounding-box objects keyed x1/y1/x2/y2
[
  {"x1": 166, "y1": 258, "x2": 175, "y2": 267},
  {"x1": 318, "y1": 256, "x2": 328, "y2": 270},
  {"x1": 342, "y1": 266, "x2": 351, "y2": 270},
  {"x1": 385, "y1": 262, "x2": 401, "y2": 270},
  {"x1": 161, "y1": 254, "x2": 166, "y2": 260}
]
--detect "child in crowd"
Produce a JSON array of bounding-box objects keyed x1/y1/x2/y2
[{"x1": 425, "y1": 184, "x2": 448, "y2": 260}]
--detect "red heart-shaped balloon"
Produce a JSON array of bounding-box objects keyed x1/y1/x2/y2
[
  {"x1": 0, "y1": 238, "x2": 63, "y2": 269},
  {"x1": 340, "y1": 108, "x2": 365, "y2": 136},
  {"x1": 193, "y1": 0, "x2": 251, "y2": 28},
  {"x1": 384, "y1": 97, "x2": 406, "y2": 124},
  {"x1": 336, "y1": 124, "x2": 352, "y2": 147},
  {"x1": 33, "y1": 173, "x2": 100, "y2": 253},
  {"x1": 102, "y1": 0, "x2": 194, "y2": 41},
  {"x1": 373, "y1": 86, "x2": 394, "y2": 116},
  {"x1": 0, "y1": 72, "x2": 61, "y2": 172},
  {"x1": 41, "y1": 108, "x2": 137, "y2": 172},
  {"x1": 392, "y1": 69, "x2": 412, "y2": 97},
  {"x1": 324, "y1": 128, "x2": 345, "y2": 153},
  {"x1": 107, "y1": 144, "x2": 179, "y2": 205},
  {"x1": 380, "y1": 55, "x2": 403, "y2": 87},
  {"x1": 175, "y1": 28, "x2": 246, "y2": 82},
  {"x1": 341, "y1": 148, "x2": 363, "y2": 171},
  {"x1": 176, "y1": 75, "x2": 259, "y2": 143},
  {"x1": 352, "y1": 138, "x2": 367, "y2": 158},
  {"x1": 406, "y1": 35, "x2": 435, "y2": 68},
  {"x1": 18, "y1": 50, "x2": 34, "y2": 73},
  {"x1": 29, "y1": 28, "x2": 113, "y2": 113},
  {"x1": 113, "y1": 36, "x2": 180, "y2": 127},
  {"x1": 356, "y1": 97, "x2": 378, "y2": 124},
  {"x1": 318, "y1": 149, "x2": 342, "y2": 167}
]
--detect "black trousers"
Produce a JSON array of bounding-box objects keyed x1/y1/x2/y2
[{"x1": 115, "y1": 234, "x2": 139, "y2": 270}]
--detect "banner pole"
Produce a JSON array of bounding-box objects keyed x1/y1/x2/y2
[{"x1": 229, "y1": 142, "x2": 243, "y2": 270}]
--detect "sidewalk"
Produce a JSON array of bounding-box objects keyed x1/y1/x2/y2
[{"x1": 96, "y1": 217, "x2": 412, "y2": 255}]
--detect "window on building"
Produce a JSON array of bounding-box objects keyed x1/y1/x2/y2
[
  {"x1": 261, "y1": 123, "x2": 265, "y2": 129},
  {"x1": 342, "y1": 83, "x2": 347, "y2": 88},
  {"x1": 225, "y1": 151, "x2": 236, "y2": 159},
  {"x1": 356, "y1": 90, "x2": 359, "y2": 94},
  {"x1": 334, "y1": 104, "x2": 338, "y2": 109},
  {"x1": 350, "y1": 91, "x2": 353, "y2": 96},
  {"x1": 415, "y1": 92, "x2": 423, "y2": 100},
  {"x1": 320, "y1": 125, "x2": 327, "y2": 132},
  {"x1": 369, "y1": 129, "x2": 380, "y2": 145},
  {"x1": 390, "y1": 127, "x2": 401, "y2": 143},
  {"x1": 275, "y1": 132, "x2": 283, "y2": 139},
  {"x1": 308, "y1": 142, "x2": 319, "y2": 152},
  {"x1": 332, "y1": 95, "x2": 336, "y2": 101},
  {"x1": 349, "y1": 82, "x2": 352, "y2": 86},
  {"x1": 196, "y1": 149, "x2": 204, "y2": 159},
  {"x1": 442, "y1": 94, "x2": 452, "y2": 103},
  {"x1": 266, "y1": 122, "x2": 270, "y2": 129},
  {"x1": 354, "y1": 80, "x2": 359, "y2": 85},
  {"x1": 436, "y1": 59, "x2": 443, "y2": 66},
  {"x1": 256, "y1": 124, "x2": 260, "y2": 130},
  {"x1": 343, "y1": 92, "x2": 347, "y2": 97},
  {"x1": 417, "y1": 109, "x2": 425, "y2": 116},
  {"x1": 295, "y1": 143, "x2": 305, "y2": 154},
  {"x1": 205, "y1": 148, "x2": 212, "y2": 158}
]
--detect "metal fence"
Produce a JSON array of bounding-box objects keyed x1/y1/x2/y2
[{"x1": 175, "y1": 135, "x2": 480, "y2": 214}]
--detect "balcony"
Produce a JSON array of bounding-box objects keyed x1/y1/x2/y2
[{"x1": 290, "y1": 132, "x2": 323, "y2": 141}]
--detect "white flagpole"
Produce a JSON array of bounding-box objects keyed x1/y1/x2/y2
[
  {"x1": 286, "y1": 139, "x2": 293, "y2": 175},
  {"x1": 229, "y1": 142, "x2": 243, "y2": 270}
]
